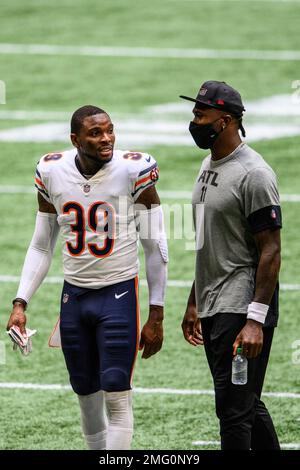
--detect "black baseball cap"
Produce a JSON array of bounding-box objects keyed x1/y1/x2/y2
[{"x1": 180, "y1": 80, "x2": 245, "y2": 116}]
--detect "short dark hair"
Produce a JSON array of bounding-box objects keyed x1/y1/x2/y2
[{"x1": 71, "y1": 105, "x2": 108, "y2": 134}]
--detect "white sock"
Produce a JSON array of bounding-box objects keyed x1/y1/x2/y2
[
  {"x1": 78, "y1": 390, "x2": 107, "y2": 450},
  {"x1": 85, "y1": 430, "x2": 107, "y2": 450},
  {"x1": 105, "y1": 390, "x2": 133, "y2": 450}
]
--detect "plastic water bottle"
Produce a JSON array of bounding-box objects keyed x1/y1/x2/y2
[{"x1": 231, "y1": 347, "x2": 247, "y2": 385}]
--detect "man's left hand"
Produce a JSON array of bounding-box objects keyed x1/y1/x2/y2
[
  {"x1": 139, "y1": 305, "x2": 163, "y2": 359},
  {"x1": 233, "y1": 319, "x2": 263, "y2": 359}
]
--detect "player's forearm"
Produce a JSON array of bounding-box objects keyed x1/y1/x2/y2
[
  {"x1": 17, "y1": 246, "x2": 54, "y2": 303},
  {"x1": 253, "y1": 249, "x2": 281, "y2": 305},
  {"x1": 187, "y1": 281, "x2": 196, "y2": 307},
  {"x1": 16, "y1": 212, "x2": 59, "y2": 304},
  {"x1": 144, "y1": 248, "x2": 168, "y2": 306},
  {"x1": 139, "y1": 205, "x2": 168, "y2": 307}
]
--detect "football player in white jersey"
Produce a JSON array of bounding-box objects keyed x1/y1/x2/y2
[{"x1": 7, "y1": 105, "x2": 168, "y2": 450}]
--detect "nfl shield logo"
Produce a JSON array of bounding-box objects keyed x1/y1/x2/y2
[
  {"x1": 63, "y1": 293, "x2": 69, "y2": 304},
  {"x1": 271, "y1": 209, "x2": 277, "y2": 219},
  {"x1": 83, "y1": 184, "x2": 90, "y2": 193}
]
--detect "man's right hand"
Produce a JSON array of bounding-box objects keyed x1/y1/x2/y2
[
  {"x1": 7, "y1": 304, "x2": 27, "y2": 335},
  {"x1": 181, "y1": 304, "x2": 203, "y2": 346}
]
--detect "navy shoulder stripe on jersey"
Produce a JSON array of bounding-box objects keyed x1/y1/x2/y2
[
  {"x1": 35, "y1": 184, "x2": 50, "y2": 199},
  {"x1": 138, "y1": 162, "x2": 157, "y2": 177}
]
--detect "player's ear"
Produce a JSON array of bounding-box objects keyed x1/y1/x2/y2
[
  {"x1": 220, "y1": 114, "x2": 233, "y2": 130},
  {"x1": 70, "y1": 133, "x2": 80, "y2": 148},
  {"x1": 223, "y1": 114, "x2": 233, "y2": 125}
]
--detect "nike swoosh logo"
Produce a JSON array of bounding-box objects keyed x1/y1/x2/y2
[
  {"x1": 115, "y1": 291, "x2": 129, "y2": 300},
  {"x1": 145, "y1": 156, "x2": 151, "y2": 162}
]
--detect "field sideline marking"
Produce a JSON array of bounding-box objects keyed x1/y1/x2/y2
[
  {"x1": 1, "y1": 94, "x2": 300, "y2": 144},
  {"x1": 0, "y1": 383, "x2": 299, "y2": 399},
  {"x1": 176, "y1": 0, "x2": 300, "y2": 2},
  {"x1": 0, "y1": 275, "x2": 299, "y2": 291},
  {"x1": 192, "y1": 440, "x2": 300, "y2": 450},
  {"x1": 1, "y1": 43, "x2": 300, "y2": 61},
  {"x1": 1, "y1": 383, "x2": 299, "y2": 449},
  {"x1": 160, "y1": 191, "x2": 300, "y2": 202},
  {"x1": 168, "y1": 0, "x2": 300, "y2": 2},
  {"x1": 0, "y1": 186, "x2": 299, "y2": 202}
]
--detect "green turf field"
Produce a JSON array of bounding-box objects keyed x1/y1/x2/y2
[{"x1": 0, "y1": 0, "x2": 300, "y2": 450}]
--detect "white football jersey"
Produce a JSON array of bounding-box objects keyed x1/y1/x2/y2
[{"x1": 35, "y1": 148, "x2": 159, "y2": 288}]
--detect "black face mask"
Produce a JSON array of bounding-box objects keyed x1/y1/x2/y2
[{"x1": 189, "y1": 118, "x2": 222, "y2": 149}]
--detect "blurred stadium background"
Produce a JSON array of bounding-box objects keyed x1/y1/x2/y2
[{"x1": 0, "y1": 0, "x2": 299, "y2": 450}]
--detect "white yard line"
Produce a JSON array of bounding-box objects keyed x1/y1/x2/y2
[
  {"x1": 1, "y1": 43, "x2": 300, "y2": 61},
  {"x1": 0, "y1": 385, "x2": 299, "y2": 448},
  {"x1": 2, "y1": 121, "x2": 300, "y2": 144},
  {"x1": 159, "y1": 191, "x2": 300, "y2": 202},
  {"x1": 174, "y1": 0, "x2": 300, "y2": 2},
  {"x1": 2, "y1": 95, "x2": 300, "y2": 121},
  {"x1": 1, "y1": 94, "x2": 300, "y2": 144},
  {"x1": 0, "y1": 110, "x2": 70, "y2": 121},
  {"x1": 279, "y1": 194, "x2": 300, "y2": 202},
  {"x1": 185, "y1": 0, "x2": 300, "y2": 2},
  {"x1": 0, "y1": 185, "x2": 299, "y2": 202},
  {"x1": 133, "y1": 388, "x2": 300, "y2": 399},
  {"x1": 192, "y1": 440, "x2": 300, "y2": 449},
  {"x1": 0, "y1": 382, "x2": 71, "y2": 391},
  {"x1": 0, "y1": 383, "x2": 299, "y2": 399},
  {"x1": 0, "y1": 275, "x2": 299, "y2": 291},
  {"x1": 0, "y1": 185, "x2": 35, "y2": 194}
]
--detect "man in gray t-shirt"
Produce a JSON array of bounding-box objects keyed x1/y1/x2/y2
[{"x1": 180, "y1": 81, "x2": 281, "y2": 450}]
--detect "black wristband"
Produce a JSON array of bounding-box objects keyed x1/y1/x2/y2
[{"x1": 12, "y1": 298, "x2": 27, "y2": 310}]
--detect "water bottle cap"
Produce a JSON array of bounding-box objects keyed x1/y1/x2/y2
[{"x1": 237, "y1": 347, "x2": 243, "y2": 354}]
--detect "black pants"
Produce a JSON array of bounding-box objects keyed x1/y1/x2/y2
[{"x1": 201, "y1": 313, "x2": 280, "y2": 450}]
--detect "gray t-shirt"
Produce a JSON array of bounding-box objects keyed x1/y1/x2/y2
[{"x1": 192, "y1": 143, "x2": 282, "y2": 324}]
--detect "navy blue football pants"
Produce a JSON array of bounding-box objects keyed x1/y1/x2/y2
[
  {"x1": 201, "y1": 313, "x2": 280, "y2": 450},
  {"x1": 59, "y1": 277, "x2": 140, "y2": 395}
]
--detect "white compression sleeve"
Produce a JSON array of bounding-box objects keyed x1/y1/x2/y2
[
  {"x1": 16, "y1": 211, "x2": 59, "y2": 304},
  {"x1": 78, "y1": 391, "x2": 107, "y2": 450},
  {"x1": 105, "y1": 390, "x2": 133, "y2": 450},
  {"x1": 138, "y1": 206, "x2": 168, "y2": 306}
]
